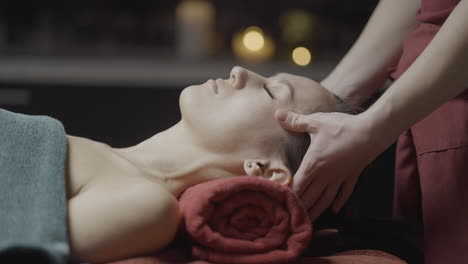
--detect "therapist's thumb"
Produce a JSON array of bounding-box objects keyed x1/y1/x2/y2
[{"x1": 275, "y1": 109, "x2": 311, "y2": 133}]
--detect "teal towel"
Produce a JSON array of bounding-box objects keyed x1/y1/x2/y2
[{"x1": 0, "y1": 109, "x2": 70, "y2": 263}]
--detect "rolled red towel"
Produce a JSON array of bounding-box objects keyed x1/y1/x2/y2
[{"x1": 178, "y1": 176, "x2": 312, "y2": 264}]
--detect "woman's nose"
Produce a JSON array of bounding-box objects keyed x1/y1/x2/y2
[{"x1": 229, "y1": 66, "x2": 248, "y2": 90}]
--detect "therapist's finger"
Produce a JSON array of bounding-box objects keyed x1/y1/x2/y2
[
  {"x1": 331, "y1": 173, "x2": 359, "y2": 213},
  {"x1": 275, "y1": 109, "x2": 318, "y2": 133},
  {"x1": 292, "y1": 143, "x2": 318, "y2": 195},
  {"x1": 308, "y1": 183, "x2": 340, "y2": 222},
  {"x1": 299, "y1": 178, "x2": 326, "y2": 213}
]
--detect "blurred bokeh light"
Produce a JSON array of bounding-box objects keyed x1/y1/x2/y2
[
  {"x1": 292, "y1": 46, "x2": 312, "y2": 66},
  {"x1": 232, "y1": 26, "x2": 275, "y2": 62},
  {"x1": 242, "y1": 26, "x2": 264, "y2": 52}
]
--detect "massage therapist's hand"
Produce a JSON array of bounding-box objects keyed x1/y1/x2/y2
[{"x1": 275, "y1": 109, "x2": 389, "y2": 221}]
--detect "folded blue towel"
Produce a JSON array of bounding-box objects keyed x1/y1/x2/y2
[{"x1": 0, "y1": 108, "x2": 70, "y2": 263}]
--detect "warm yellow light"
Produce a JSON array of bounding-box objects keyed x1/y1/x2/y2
[
  {"x1": 232, "y1": 29, "x2": 275, "y2": 62},
  {"x1": 242, "y1": 27, "x2": 264, "y2": 51},
  {"x1": 292, "y1": 47, "x2": 311, "y2": 66}
]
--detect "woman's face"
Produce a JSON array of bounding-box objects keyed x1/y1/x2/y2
[{"x1": 179, "y1": 66, "x2": 334, "y2": 156}]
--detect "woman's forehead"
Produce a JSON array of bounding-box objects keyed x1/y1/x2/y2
[
  {"x1": 277, "y1": 73, "x2": 333, "y2": 112},
  {"x1": 271, "y1": 73, "x2": 321, "y2": 92},
  {"x1": 275, "y1": 72, "x2": 317, "y2": 85}
]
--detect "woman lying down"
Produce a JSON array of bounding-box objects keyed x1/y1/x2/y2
[{"x1": 56, "y1": 66, "x2": 352, "y2": 263}]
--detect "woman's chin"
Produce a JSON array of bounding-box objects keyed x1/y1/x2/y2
[
  {"x1": 179, "y1": 85, "x2": 206, "y2": 128},
  {"x1": 179, "y1": 86, "x2": 193, "y2": 117}
]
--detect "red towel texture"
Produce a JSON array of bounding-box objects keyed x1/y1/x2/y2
[
  {"x1": 104, "y1": 178, "x2": 407, "y2": 264},
  {"x1": 178, "y1": 176, "x2": 313, "y2": 264}
]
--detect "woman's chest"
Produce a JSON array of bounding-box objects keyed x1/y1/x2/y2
[{"x1": 66, "y1": 135, "x2": 145, "y2": 199}]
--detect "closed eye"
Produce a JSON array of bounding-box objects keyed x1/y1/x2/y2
[{"x1": 263, "y1": 84, "x2": 275, "y2": 99}]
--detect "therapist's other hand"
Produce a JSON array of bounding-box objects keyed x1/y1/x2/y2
[{"x1": 275, "y1": 109, "x2": 385, "y2": 221}]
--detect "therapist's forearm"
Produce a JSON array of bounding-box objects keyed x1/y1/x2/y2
[
  {"x1": 321, "y1": 0, "x2": 420, "y2": 104},
  {"x1": 364, "y1": 0, "x2": 468, "y2": 142}
]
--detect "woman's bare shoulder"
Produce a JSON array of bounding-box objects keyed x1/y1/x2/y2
[
  {"x1": 65, "y1": 135, "x2": 114, "y2": 198},
  {"x1": 68, "y1": 176, "x2": 181, "y2": 263}
]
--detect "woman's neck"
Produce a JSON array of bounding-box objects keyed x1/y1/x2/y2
[{"x1": 113, "y1": 121, "x2": 243, "y2": 197}]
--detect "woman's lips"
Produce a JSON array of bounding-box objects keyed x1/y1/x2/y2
[{"x1": 209, "y1": 79, "x2": 218, "y2": 94}]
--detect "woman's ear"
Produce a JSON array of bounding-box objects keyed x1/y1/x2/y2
[
  {"x1": 268, "y1": 169, "x2": 292, "y2": 186},
  {"x1": 243, "y1": 159, "x2": 292, "y2": 186}
]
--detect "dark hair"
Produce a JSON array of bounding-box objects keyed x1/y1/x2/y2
[
  {"x1": 333, "y1": 94, "x2": 363, "y2": 115},
  {"x1": 282, "y1": 93, "x2": 361, "y2": 175}
]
